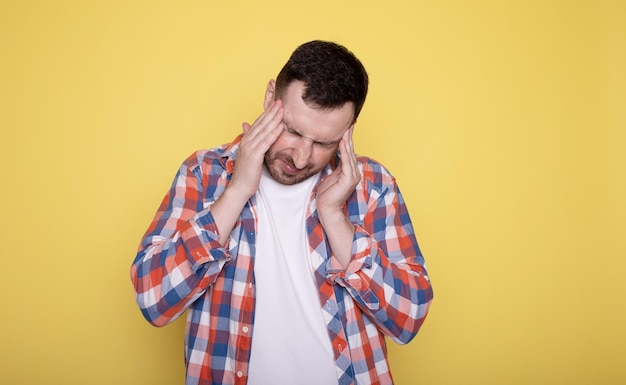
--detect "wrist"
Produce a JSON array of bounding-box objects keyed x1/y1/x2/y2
[
  {"x1": 318, "y1": 207, "x2": 350, "y2": 229},
  {"x1": 224, "y1": 180, "x2": 255, "y2": 204},
  {"x1": 217, "y1": 184, "x2": 251, "y2": 213},
  {"x1": 317, "y1": 208, "x2": 355, "y2": 269}
]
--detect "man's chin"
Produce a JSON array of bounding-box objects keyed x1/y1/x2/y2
[
  {"x1": 268, "y1": 169, "x2": 302, "y2": 185},
  {"x1": 266, "y1": 163, "x2": 309, "y2": 186}
]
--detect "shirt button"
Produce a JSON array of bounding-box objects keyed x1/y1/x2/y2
[
  {"x1": 237, "y1": 371, "x2": 243, "y2": 378},
  {"x1": 242, "y1": 326, "x2": 249, "y2": 333}
]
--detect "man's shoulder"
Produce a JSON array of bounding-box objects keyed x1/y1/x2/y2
[
  {"x1": 182, "y1": 136, "x2": 241, "y2": 171},
  {"x1": 356, "y1": 155, "x2": 395, "y2": 183}
]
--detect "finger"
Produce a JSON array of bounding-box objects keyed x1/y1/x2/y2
[
  {"x1": 252, "y1": 99, "x2": 283, "y2": 129},
  {"x1": 340, "y1": 128, "x2": 360, "y2": 181},
  {"x1": 242, "y1": 101, "x2": 284, "y2": 148},
  {"x1": 246, "y1": 100, "x2": 284, "y2": 142},
  {"x1": 339, "y1": 135, "x2": 355, "y2": 174},
  {"x1": 255, "y1": 104, "x2": 284, "y2": 146},
  {"x1": 345, "y1": 126, "x2": 356, "y2": 155},
  {"x1": 348, "y1": 138, "x2": 360, "y2": 180}
]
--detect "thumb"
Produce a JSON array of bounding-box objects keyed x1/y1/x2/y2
[{"x1": 241, "y1": 122, "x2": 251, "y2": 133}]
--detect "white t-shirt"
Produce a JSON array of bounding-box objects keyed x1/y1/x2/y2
[{"x1": 247, "y1": 168, "x2": 337, "y2": 385}]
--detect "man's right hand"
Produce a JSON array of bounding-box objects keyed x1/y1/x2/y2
[
  {"x1": 229, "y1": 99, "x2": 285, "y2": 200},
  {"x1": 210, "y1": 99, "x2": 284, "y2": 246}
]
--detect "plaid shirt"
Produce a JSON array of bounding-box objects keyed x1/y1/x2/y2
[{"x1": 131, "y1": 135, "x2": 433, "y2": 385}]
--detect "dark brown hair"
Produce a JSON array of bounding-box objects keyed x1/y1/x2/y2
[{"x1": 275, "y1": 40, "x2": 369, "y2": 121}]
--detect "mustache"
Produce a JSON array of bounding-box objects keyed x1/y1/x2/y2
[
  {"x1": 271, "y1": 153, "x2": 312, "y2": 171},
  {"x1": 275, "y1": 154, "x2": 296, "y2": 168}
]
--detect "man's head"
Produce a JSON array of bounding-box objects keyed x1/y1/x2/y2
[
  {"x1": 261, "y1": 41, "x2": 368, "y2": 185},
  {"x1": 274, "y1": 40, "x2": 369, "y2": 123}
]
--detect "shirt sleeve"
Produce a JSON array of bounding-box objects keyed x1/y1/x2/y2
[
  {"x1": 326, "y1": 161, "x2": 434, "y2": 344},
  {"x1": 130, "y1": 152, "x2": 231, "y2": 327}
]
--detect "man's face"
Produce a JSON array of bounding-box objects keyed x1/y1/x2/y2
[{"x1": 264, "y1": 81, "x2": 354, "y2": 185}]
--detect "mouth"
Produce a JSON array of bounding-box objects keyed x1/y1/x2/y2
[{"x1": 278, "y1": 158, "x2": 300, "y2": 175}]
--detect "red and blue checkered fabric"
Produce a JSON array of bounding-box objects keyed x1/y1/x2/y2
[{"x1": 131, "y1": 135, "x2": 433, "y2": 385}]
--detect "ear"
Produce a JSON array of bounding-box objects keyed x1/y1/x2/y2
[{"x1": 263, "y1": 79, "x2": 276, "y2": 110}]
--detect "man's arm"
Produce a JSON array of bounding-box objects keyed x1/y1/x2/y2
[
  {"x1": 130, "y1": 99, "x2": 284, "y2": 327},
  {"x1": 316, "y1": 127, "x2": 359, "y2": 268},
  {"x1": 130, "y1": 152, "x2": 231, "y2": 327},
  {"x1": 316, "y1": 127, "x2": 432, "y2": 343},
  {"x1": 323, "y1": 159, "x2": 434, "y2": 344},
  {"x1": 211, "y1": 99, "x2": 285, "y2": 244}
]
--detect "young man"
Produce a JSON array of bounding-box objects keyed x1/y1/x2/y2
[{"x1": 131, "y1": 40, "x2": 433, "y2": 385}]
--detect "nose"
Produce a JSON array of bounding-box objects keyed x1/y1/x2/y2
[{"x1": 293, "y1": 138, "x2": 312, "y2": 169}]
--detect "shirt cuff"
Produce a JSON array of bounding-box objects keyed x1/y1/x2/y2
[
  {"x1": 325, "y1": 224, "x2": 380, "y2": 309},
  {"x1": 326, "y1": 224, "x2": 373, "y2": 280},
  {"x1": 179, "y1": 209, "x2": 230, "y2": 273}
]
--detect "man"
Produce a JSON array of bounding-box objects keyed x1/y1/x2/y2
[{"x1": 131, "y1": 40, "x2": 433, "y2": 385}]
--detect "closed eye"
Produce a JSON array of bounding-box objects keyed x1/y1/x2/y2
[
  {"x1": 315, "y1": 141, "x2": 337, "y2": 149},
  {"x1": 285, "y1": 127, "x2": 301, "y2": 137},
  {"x1": 284, "y1": 126, "x2": 338, "y2": 149}
]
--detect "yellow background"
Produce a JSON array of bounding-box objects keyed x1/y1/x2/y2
[{"x1": 1, "y1": 1, "x2": 624, "y2": 384}]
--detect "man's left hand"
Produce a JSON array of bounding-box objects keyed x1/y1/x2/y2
[{"x1": 316, "y1": 127, "x2": 360, "y2": 268}]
